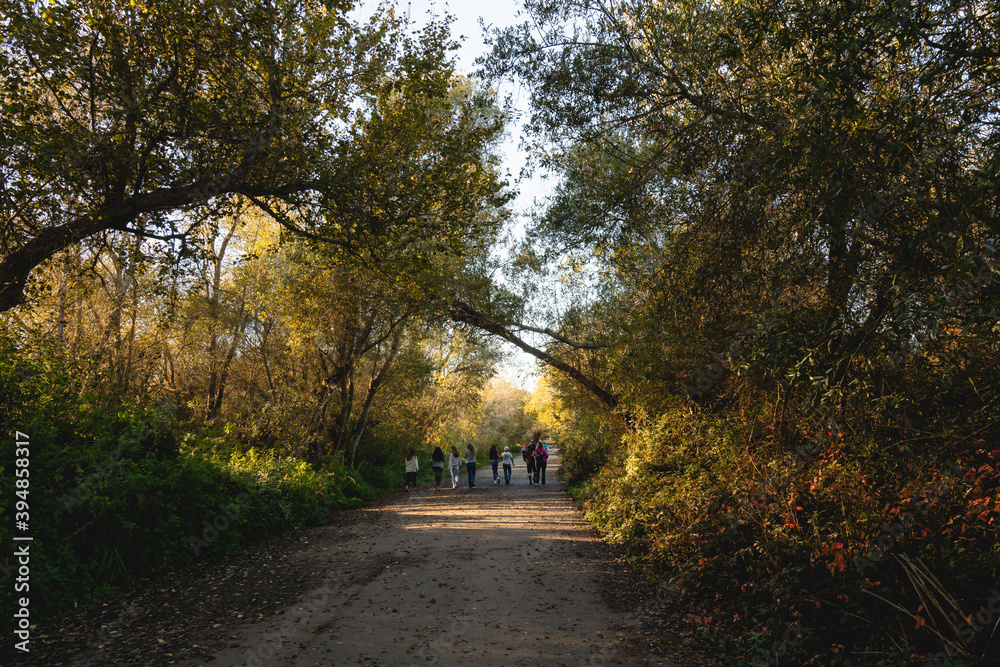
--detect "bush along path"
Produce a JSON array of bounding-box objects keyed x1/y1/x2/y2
[{"x1": 10, "y1": 449, "x2": 717, "y2": 666}]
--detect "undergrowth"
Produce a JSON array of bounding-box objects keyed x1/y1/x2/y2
[
  {"x1": 0, "y1": 349, "x2": 394, "y2": 621},
  {"x1": 565, "y1": 402, "x2": 1000, "y2": 666}
]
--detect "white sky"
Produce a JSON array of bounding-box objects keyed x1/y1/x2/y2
[
  {"x1": 352, "y1": 0, "x2": 548, "y2": 211},
  {"x1": 353, "y1": 0, "x2": 552, "y2": 391}
]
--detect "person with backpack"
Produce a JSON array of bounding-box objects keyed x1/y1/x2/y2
[
  {"x1": 404, "y1": 449, "x2": 419, "y2": 491},
  {"x1": 501, "y1": 445, "x2": 515, "y2": 485},
  {"x1": 464, "y1": 442, "x2": 478, "y2": 488},
  {"x1": 533, "y1": 441, "x2": 549, "y2": 485},
  {"x1": 431, "y1": 446, "x2": 445, "y2": 487},
  {"x1": 449, "y1": 446, "x2": 462, "y2": 488},
  {"x1": 488, "y1": 444, "x2": 501, "y2": 485},
  {"x1": 523, "y1": 440, "x2": 536, "y2": 485}
]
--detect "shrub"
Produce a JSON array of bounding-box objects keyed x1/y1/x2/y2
[{"x1": 0, "y1": 356, "x2": 382, "y2": 622}]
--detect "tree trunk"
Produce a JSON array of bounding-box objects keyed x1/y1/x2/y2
[
  {"x1": 349, "y1": 333, "x2": 402, "y2": 468},
  {"x1": 205, "y1": 219, "x2": 240, "y2": 420},
  {"x1": 259, "y1": 319, "x2": 276, "y2": 398},
  {"x1": 334, "y1": 368, "x2": 354, "y2": 453},
  {"x1": 208, "y1": 312, "x2": 250, "y2": 417}
]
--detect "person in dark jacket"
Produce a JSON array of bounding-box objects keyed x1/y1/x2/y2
[
  {"x1": 488, "y1": 444, "x2": 500, "y2": 485},
  {"x1": 431, "y1": 447, "x2": 445, "y2": 487},
  {"x1": 523, "y1": 440, "x2": 536, "y2": 485}
]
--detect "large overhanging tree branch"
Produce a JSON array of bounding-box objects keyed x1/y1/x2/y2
[
  {"x1": 448, "y1": 298, "x2": 620, "y2": 412},
  {"x1": 2, "y1": 0, "x2": 503, "y2": 313},
  {"x1": 483, "y1": 0, "x2": 998, "y2": 407},
  {"x1": 0, "y1": 179, "x2": 314, "y2": 311},
  {"x1": 1, "y1": 0, "x2": 342, "y2": 309}
]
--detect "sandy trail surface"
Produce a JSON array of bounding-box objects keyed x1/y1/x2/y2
[
  {"x1": 192, "y1": 449, "x2": 691, "y2": 667},
  {"x1": 18, "y1": 449, "x2": 709, "y2": 666}
]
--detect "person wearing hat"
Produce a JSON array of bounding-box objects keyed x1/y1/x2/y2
[{"x1": 501, "y1": 446, "x2": 515, "y2": 485}]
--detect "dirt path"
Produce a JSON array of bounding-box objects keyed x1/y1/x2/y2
[
  {"x1": 192, "y1": 450, "x2": 696, "y2": 667},
  {"x1": 20, "y1": 449, "x2": 713, "y2": 666}
]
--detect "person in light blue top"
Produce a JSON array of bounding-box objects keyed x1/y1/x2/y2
[
  {"x1": 448, "y1": 446, "x2": 462, "y2": 489},
  {"x1": 489, "y1": 444, "x2": 500, "y2": 485}
]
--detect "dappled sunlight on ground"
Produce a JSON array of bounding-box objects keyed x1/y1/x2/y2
[{"x1": 196, "y1": 451, "x2": 687, "y2": 666}]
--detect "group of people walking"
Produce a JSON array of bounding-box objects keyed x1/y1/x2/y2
[
  {"x1": 520, "y1": 438, "x2": 549, "y2": 485},
  {"x1": 403, "y1": 438, "x2": 551, "y2": 491}
]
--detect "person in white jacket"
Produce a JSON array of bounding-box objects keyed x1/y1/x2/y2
[
  {"x1": 448, "y1": 446, "x2": 462, "y2": 488},
  {"x1": 404, "y1": 449, "x2": 419, "y2": 491}
]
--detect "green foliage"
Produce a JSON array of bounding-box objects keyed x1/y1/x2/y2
[
  {"x1": 0, "y1": 0, "x2": 517, "y2": 635},
  {"x1": 1, "y1": 0, "x2": 512, "y2": 316},
  {"x1": 473, "y1": 378, "x2": 539, "y2": 449},
  {"x1": 488, "y1": 0, "x2": 1000, "y2": 662},
  {"x1": 567, "y1": 402, "x2": 1000, "y2": 664},
  {"x1": 0, "y1": 344, "x2": 379, "y2": 622},
  {"x1": 554, "y1": 413, "x2": 614, "y2": 487}
]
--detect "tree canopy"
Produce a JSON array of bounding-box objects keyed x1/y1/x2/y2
[
  {"x1": 483, "y1": 0, "x2": 999, "y2": 416},
  {"x1": 1, "y1": 0, "x2": 510, "y2": 310},
  {"x1": 479, "y1": 0, "x2": 1000, "y2": 662}
]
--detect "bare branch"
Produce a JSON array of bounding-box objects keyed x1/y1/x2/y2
[
  {"x1": 449, "y1": 299, "x2": 623, "y2": 415},
  {"x1": 504, "y1": 322, "x2": 608, "y2": 349}
]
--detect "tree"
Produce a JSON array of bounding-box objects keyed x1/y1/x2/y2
[
  {"x1": 484, "y1": 0, "x2": 1000, "y2": 416},
  {"x1": 0, "y1": 0, "x2": 510, "y2": 313},
  {"x1": 399, "y1": 321, "x2": 500, "y2": 449},
  {"x1": 474, "y1": 377, "x2": 538, "y2": 449}
]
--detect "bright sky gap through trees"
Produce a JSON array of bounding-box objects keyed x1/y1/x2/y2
[{"x1": 351, "y1": 0, "x2": 563, "y2": 391}]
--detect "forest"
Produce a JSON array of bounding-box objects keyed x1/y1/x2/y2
[{"x1": 2, "y1": 0, "x2": 999, "y2": 664}]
